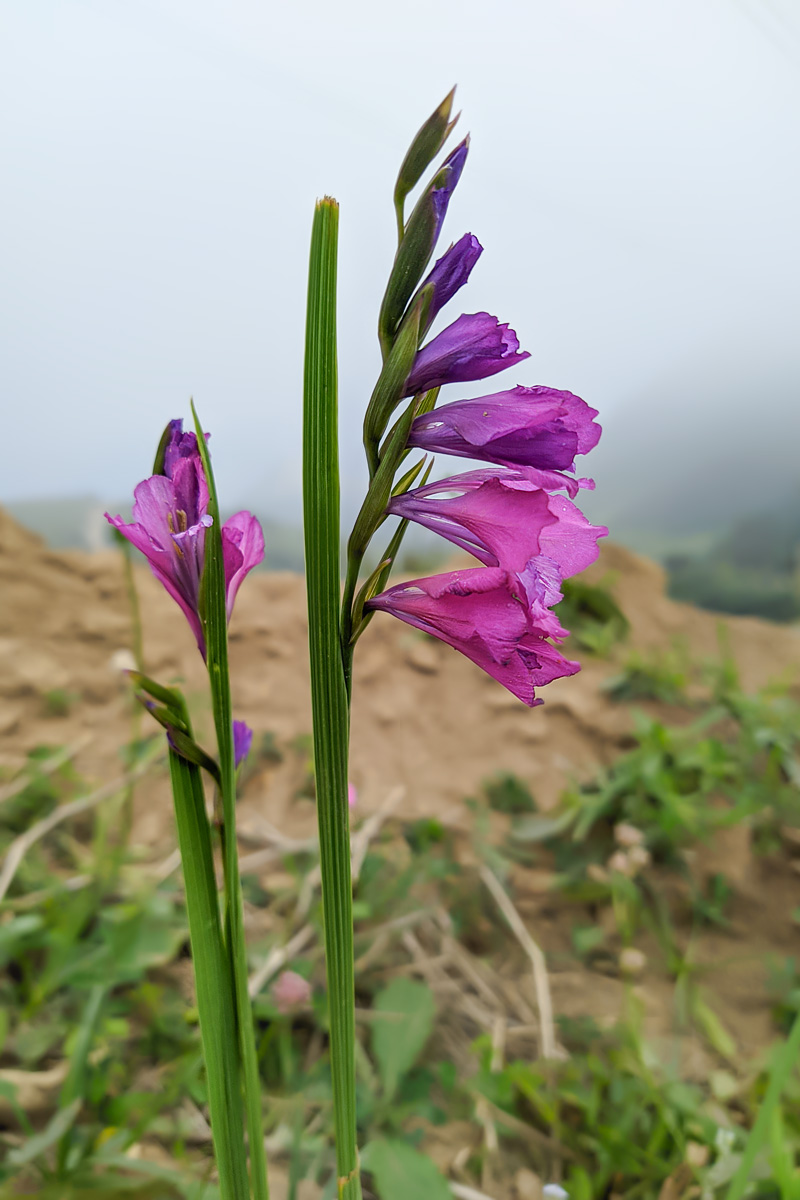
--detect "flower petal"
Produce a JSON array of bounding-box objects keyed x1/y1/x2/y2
[
  {"x1": 417, "y1": 233, "x2": 483, "y2": 330},
  {"x1": 408, "y1": 385, "x2": 601, "y2": 472},
  {"x1": 405, "y1": 312, "x2": 529, "y2": 397},
  {"x1": 367, "y1": 566, "x2": 580, "y2": 706},
  {"x1": 233, "y1": 720, "x2": 254, "y2": 768},
  {"x1": 222, "y1": 511, "x2": 265, "y2": 617}
]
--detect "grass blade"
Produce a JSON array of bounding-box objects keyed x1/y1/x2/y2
[{"x1": 303, "y1": 196, "x2": 361, "y2": 1200}]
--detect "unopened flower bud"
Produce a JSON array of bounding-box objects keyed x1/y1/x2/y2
[
  {"x1": 685, "y1": 1141, "x2": 710, "y2": 1168},
  {"x1": 607, "y1": 849, "x2": 633, "y2": 876},
  {"x1": 272, "y1": 970, "x2": 312, "y2": 1014},
  {"x1": 618, "y1": 947, "x2": 647, "y2": 976},
  {"x1": 614, "y1": 821, "x2": 645, "y2": 847},
  {"x1": 110, "y1": 649, "x2": 137, "y2": 674},
  {"x1": 627, "y1": 844, "x2": 651, "y2": 872}
]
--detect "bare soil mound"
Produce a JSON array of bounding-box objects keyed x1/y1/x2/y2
[{"x1": 2, "y1": 506, "x2": 800, "y2": 847}]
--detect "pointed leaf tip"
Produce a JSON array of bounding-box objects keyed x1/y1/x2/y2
[{"x1": 394, "y1": 88, "x2": 460, "y2": 215}]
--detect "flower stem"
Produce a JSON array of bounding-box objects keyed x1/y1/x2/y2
[
  {"x1": 303, "y1": 197, "x2": 362, "y2": 1200},
  {"x1": 168, "y1": 747, "x2": 251, "y2": 1200},
  {"x1": 192, "y1": 404, "x2": 270, "y2": 1200}
]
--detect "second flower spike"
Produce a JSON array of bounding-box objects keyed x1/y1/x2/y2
[{"x1": 106, "y1": 420, "x2": 265, "y2": 658}]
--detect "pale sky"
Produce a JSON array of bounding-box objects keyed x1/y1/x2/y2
[{"x1": 2, "y1": 0, "x2": 799, "y2": 528}]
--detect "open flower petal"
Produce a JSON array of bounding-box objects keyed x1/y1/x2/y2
[
  {"x1": 405, "y1": 313, "x2": 530, "y2": 397},
  {"x1": 366, "y1": 566, "x2": 580, "y2": 706},
  {"x1": 408, "y1": 385, "x2": 601, "y2": 472},
  {"x1": 389, "y1": 470, "x2": 606, "y2": 576},
  {"x1": 106, "y1": 420, "x2": 264, "y2": 658},
  {"x1": 222, "y1": 511, "x2": 265, "y2": 617}
]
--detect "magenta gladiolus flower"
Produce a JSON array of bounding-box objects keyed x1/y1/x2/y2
[
  {"x1": 417, "y1": 233, "x2": 483, "y2": 330},
  {"x1": 408, "y1": 385, "x2": 601, "y2": 472},
  {"x1": 388, "y1": 470, "x2": 607, "y2": 576},
  {"x1": 233, "y1": 720, "x2": 253, "y2": 768},
  {"x1": 404, "y1": 312, "x2": 529, "y2": 397},
  {"x1": 106, "y1": 421, "x2": 264, "y2": 657},
  {"x1": 366, "y1": 566, "x2": 579, "y2": 707}
]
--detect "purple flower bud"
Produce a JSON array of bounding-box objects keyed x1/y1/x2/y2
[
  {"x1": 106, "y1": 420, "x2": 264, "y2": 658},
  {"x1": 417, "y1": 233, "x2": 483, "y2": 330},
  {"x1": 366, "y1": 565, "x2": 580, "y2": 707},
  {"x1": 404, "y1": 312, "x2": 529, "y2": 397},
  {"x1": 388, "y1": 469, "x2": 606, "y2": 575},
  {"x1": 379, "y1": 138, "x2": 470, "y2": 349},
  {"x1": 272, "y1": 970, "x2": 312, "y2": 1014},
  {"x1": 233, "y1": 720, "x2": 253, "y2": 769},
  {"x1": 408, "y1": 385, "x2": 601, "y2": 473},
  {"x1": 429, "y1": 138, "x2": 469, "y2": 245}
]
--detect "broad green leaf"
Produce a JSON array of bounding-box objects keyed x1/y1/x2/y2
[
  {"x1": 362, "y1": 1138, "x2": 451, "y2": 1200},
  {"x1": 372, "y1": 977, "x2": 435, "y2": 1100}
]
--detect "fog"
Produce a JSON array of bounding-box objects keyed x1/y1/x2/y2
[{"x1": 2, "y1": 0, "x2": 799, "y2": 541}]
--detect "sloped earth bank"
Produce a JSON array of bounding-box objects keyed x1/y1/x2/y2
[{"x1": 2, "y1": 506, "x2": 800, "y2": 1189}]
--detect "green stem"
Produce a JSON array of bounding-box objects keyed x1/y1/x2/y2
[
  {"x1": 119, "y1": 536, "x2": 145, "y2": 846},
  {"x1": 168, "y1": 749, "x2": 251, "y2": 1200},
  {"x1": 726, "y1": 1010, "x2": 800, "y2": 1200},
  {"x1": 303, "y1": 197, "x2": 362, "y2": 1200},
  {"x1": 340, "y1": 554, "x2": 363, "y2": 701},
  {"x1": 192, "y1": 404, "x2": 270, "y2": 1200}
]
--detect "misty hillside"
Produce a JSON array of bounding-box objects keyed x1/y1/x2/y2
[{"x1": 580, "y1": 363, "x2": 800, "y2": 552}]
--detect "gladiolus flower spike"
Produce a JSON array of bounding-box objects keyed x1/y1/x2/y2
[
  {"x1": 106, "y1": 420, "x2": 264, "y2": 658},
  {"x1": 346, "y1": 93, "x2": 607, "y2": 708}
]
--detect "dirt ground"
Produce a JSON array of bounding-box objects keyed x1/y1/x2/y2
[{"x1": 2, "y1": 504, "x2": 800, "y2": 1069}]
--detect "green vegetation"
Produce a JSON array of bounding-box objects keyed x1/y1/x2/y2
[
  {"x1": 665, "y1": 497, "x2": 800, "y2": 622},
  {"x1": 3, "y1": 648, "x2": 800, "y2": 1197}
]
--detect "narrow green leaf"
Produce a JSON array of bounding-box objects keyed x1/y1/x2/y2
[
  {"x1": 190, "y1": 405, "x2": 270, "y2": 1200},
  {"x1": 361, "y1": 1139, "x2": 451, "y2": 1200},
  {"x1": 726, "y1": 1011, "x2": 800, "y2": 1200},
  {"x1": 303, "y1": 196, "x2": 361, "y2": 1200},
  {"x1": 7, "y1": 1098, "x2": 82, "y2": 1168},
  {"x1": 152, "y1": 421, "x2": 174, "y2": 475},
  {"x1": 168, "y1": 749, "x2": 250, "y2": 1200},
  {"x1": 371, "y1": 978, "x2": 435, "y2": 1101}
]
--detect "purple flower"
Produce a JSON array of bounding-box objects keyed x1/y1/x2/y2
[
  {"x1": 404, "y1": 312, "x2": 529, "y2": 397},
  {"x1": 272, "y1": 970, "x2": 312, "y2": 1013},
  {"x1": 233, "y1": 720, "x2": 253, "y2": 769},
  {"x1": 366, "y1": 566, "x2": 579, "y2": 707},
  {"x1": 428, "y1": 138, "x2": 469, "y2": 247},
  {"x1": 388, "y1": 470, "x2": 607, "y2": 575},
  {"x1": 222, "y1": 510, "x2": 266, "y2": 619},
  {"x1": 417, "y1": 233, "x2": 483, "y2": 330},
  {"x1": 408, "y1": 385, "x2": 601, "y2": 472},
  {"x1": 106, "y1": 421, "x2": 264, "y2": 657}
]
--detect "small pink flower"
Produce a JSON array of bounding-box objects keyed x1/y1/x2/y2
[
  {"x1": 272, "y1": 970, "x2": 312, "y2": 1014},
  {"x1": 348, "y1": 782, "x2": 358, "y2": 810}
]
